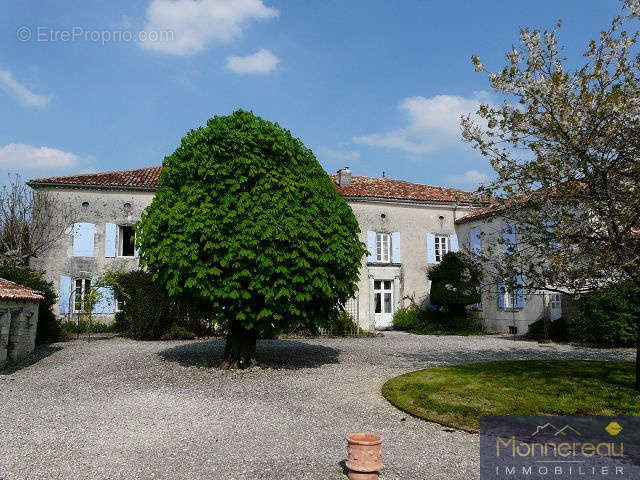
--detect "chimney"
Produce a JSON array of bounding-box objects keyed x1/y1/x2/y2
[{"x1": 336, "y1": 167, "x2": 352, "y2": 187}]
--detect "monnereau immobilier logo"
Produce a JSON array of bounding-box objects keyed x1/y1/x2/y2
[{"x1": 480, "y1": 417, "x2": 640, "y2": 479}]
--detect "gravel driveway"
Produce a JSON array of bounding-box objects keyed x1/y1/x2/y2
[{"x1": 0, "y1": 332, "x2": 633, "y2": 480}]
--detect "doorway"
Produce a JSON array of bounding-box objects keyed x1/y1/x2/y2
[{"x1": 374, "y1": 279, "x2": 394, "y2": 329}]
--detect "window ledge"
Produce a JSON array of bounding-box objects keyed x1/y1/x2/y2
[
  {"x1": 367, "y1": 262, "x2": 401, "y2": 266},
  {"x1": 498, "y1": 308, "x2": 524, "y2": 312}
]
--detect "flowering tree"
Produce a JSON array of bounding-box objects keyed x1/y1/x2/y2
[{"x1": 462, "y1": 1, "x2": 640, "y2": 388}]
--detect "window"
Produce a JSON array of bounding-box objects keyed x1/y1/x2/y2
[
  {"x1": 376, "y1": 233, "x2": 390, "y2": 263},
  {"x1": 73, "y1": 278, "x2": 91, "y2": 313},
  {"x1": 551, "y1": 294, "x2": 561, "y2": 310},
  {"x1": 434, "y1": 235, "x2": 449, "y2": 262},
  {"x1": 118, "y1": 225, "x2": 135, "y2": 257},
  {"x1": 498, "y1": 277, "x2": 525, "y2": 310}
]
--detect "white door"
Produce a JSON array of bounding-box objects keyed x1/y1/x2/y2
[
  {"x1": 550, "y1": 293, "x2": 562, "y2": 321},
  {"x1": 374, "y1": 280, "x2": 394, "y2": 329}
]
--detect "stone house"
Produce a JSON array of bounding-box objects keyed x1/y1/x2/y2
[
  {"x1": 0, "y1": 278, "x2": 43, "y2": 369},
  {"x1": 28, "y1": 166, "x2": 561, "y2": 333}
]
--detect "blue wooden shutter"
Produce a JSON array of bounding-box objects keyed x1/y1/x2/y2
[
  {"x1": 502, "y1": 222, "x2": 516, "y2": 254},
  {"x1": 104, "y1": 223, "x2": 117, "y2": 258},
  {"x1": 515, "y1": 274, "x2": 525, "y2": 309},
  {"x1": 59, "y1": 275, "x2": 72, "y2": 314},
  {"x1": 497, "y1": 279, "x2": 505, "y2": 309},
  {"x1": 367, "y1": 231, "x2": 376, "y2": 263},
  {"x1": 72, "y1": 222, "x2": 96, "y2": 257},
  {"x1": 426, "y1": 233, "x2": 436, "y2": 263},
  {"x1": 470, "y1": 227, "x2": 481, "y2": 254},
  {"x1": 91, "y1": 277, "x2": 115, "y2": 314},
  {"x1": 391, "y1": 232, "x2": 401, "y2": 263},
  {"x1": 449, "y1": 234, "x2": 459, "y2": 252}
]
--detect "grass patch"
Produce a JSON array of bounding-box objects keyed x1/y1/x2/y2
[{"x1": 382, "y1": 360, "x2": 640, "y2": 432}]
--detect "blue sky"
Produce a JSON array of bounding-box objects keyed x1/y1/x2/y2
[{"x1": 0, "y1": 0, "x2": 621, "y2": 190}]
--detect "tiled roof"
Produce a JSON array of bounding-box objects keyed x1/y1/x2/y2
[
  {"x1": 0, "y1": 278, "x2": 43, "y2": 302},
  {"x1": 455, "y1": 204, "x2": 504, "y2": 224},
  {"x1": 330, "y1": 175, "x2": 480, "y2": 204},
  {"x1": 29, "y1": 166, "x2": 163, "y2": 190},
  {"x1": 29, "y1": 166, "x2": 481, "y2": 204}
]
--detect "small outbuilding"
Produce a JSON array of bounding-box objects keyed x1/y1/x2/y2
[{"x1": 0, "y1": 278, "x2": 43, "y2": 369}]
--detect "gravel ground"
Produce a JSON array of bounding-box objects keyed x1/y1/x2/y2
[{"x1": 0, "y1": 332, "x2": 634, "y2": 480}]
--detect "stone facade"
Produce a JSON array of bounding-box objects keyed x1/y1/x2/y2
[
  {"x1": 0, "y1": 281, "x2": 42, "y2": 369},
  {"x1": 28, "y1": 166, "x2": 558, "y2": 334}
]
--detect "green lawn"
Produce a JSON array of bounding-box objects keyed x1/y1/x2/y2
[{"x1": 382, "y1": 360, "x2": 640, "y2": 432}]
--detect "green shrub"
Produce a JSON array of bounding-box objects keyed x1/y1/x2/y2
[
  {"x1": 575, "y1": 282, "x2": 639, "y2": 347},
  {"x1": 393, "y1": 305, "x2": 424, "y2": 332},
  {"x1": 160, "y1": 324, "x2": 196, "y2": 341},
  {"x1": 325, "y1": 311, "x2": 359, "y2": 336},
  {"x1": 105, "y1": 270, "x2": 177, "y2": 340},
  {"x1": 61, "y1": 320, "x2": 119, "y2": 335},
  {"x1": 428, "y1": 252, "x2": 482, "y2": 315},
  {"x1": 0, "y1": 266, "x2": 60, "y2": 343},
  {"x1": 394, "y1": 304, "x2": 486, "y2": 335}
]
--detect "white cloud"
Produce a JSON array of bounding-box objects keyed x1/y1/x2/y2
[
  {"x1": 446, "y1": 169, "x2": 491, "y2": 189},
  {"x1": 226, "y1": 49, "x2": 279, "y2": 74},
  {"x1": 354, "y1": 92, "x2": 492, "y2": 155},
  {"x1": 140, "y1": 0, "x2": 279, "y2": 55},
  {"x1": 0, "y1": 70, "x2": 52, "y2": 108},
  {"x1": 0, "y1": 144, "x2": 80, "y2": 171}
]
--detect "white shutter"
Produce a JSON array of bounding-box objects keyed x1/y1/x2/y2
[{"x1": 104, "y1": 223, "x2": 117, "y2": 258}]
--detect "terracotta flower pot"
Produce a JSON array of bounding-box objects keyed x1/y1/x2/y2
[{"x1": 346, "y1": 433, "x2": 383, "y2": 480}]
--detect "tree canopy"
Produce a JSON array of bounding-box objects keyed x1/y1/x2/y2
[
  {"x1": 462, "y1": 0, "x2": 640, "y2": 387},
  {"x1": 137, "y1": 110, "x2": 366, "y2": 367},
  {"x1": 428, "y1": 252, "x2": 482, "y2": 315}
]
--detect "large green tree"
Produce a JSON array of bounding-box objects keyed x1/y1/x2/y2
[
  {"x1": 138, "y1": 110, "x2": 366, "y2": 368},
  {"x1": 462, "y1": 1, "x2": 640, "y2": 387}
]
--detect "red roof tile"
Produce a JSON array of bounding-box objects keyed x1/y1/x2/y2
[
  {"x1": 455, "y1": 204, "x2": 504, "y2": 224},
  {"x1": 0, "y1": 278, "x2": 43, "y2": 302},
  {"x1": 29, "y1": 166, "x2": 481, "y2": 204}
]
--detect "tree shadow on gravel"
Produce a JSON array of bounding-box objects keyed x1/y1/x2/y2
[
  {"x1": 1, "y1": 344, "x2": 62, "y2": 375},
  {"x1": 158, "y1": 339, "x2": 341, "y2": 370}
]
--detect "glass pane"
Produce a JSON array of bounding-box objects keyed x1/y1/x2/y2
[
  {"x1": 374, "y1": 280, "x2": 381, "y2": 290},
  {"x1": 384, "y1": 293, "x2": 392, "y2": 313},
  {"x1": 384, "y1": 280, "x2": 392, "y2": 290},
  {"x1": 374, "y1": 293, "x2": 381, "y2": 313}
]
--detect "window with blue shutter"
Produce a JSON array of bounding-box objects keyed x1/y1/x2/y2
[
  {"x1": 72, "y1": 222, "x2": 96, "y2": 257},
  {"x1": 515, "y1": 274, "x2": 526, "y2": 309},
  {"x1": 497, "y1": 279, "x2": 506, "y2": 309}
]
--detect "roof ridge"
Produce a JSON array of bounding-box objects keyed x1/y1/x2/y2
[{"x1": 30, "y1": 164, "x2": 161, "y2": 183}]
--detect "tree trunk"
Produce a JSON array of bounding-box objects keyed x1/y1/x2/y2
[{"x1": 221, "y1": 322, "x2": 257, "y2": 369}]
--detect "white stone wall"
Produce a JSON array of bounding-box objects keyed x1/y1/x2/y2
[{"x1": 350, "y1": 199, "x2": 477, "y2": 330}]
